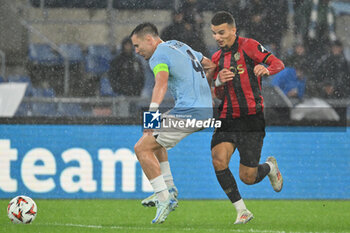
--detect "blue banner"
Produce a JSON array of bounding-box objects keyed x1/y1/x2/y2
[{"x1": 0, "y1": 125, "x2": 349, "y2": 199}]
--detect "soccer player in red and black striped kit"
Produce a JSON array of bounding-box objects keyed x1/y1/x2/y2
[{"x1": 209, "y1": 11, "x2": 284, "y2": 224}]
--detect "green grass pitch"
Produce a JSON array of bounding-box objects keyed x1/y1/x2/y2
[{"x1": 1, "y1": 199, "x2": 349, "y2": 233}]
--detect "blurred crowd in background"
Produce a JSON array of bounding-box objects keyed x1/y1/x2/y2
[
  {"x1": 112, "y1": 0, "x2": 350, "y2": 102},
  {"x1": 1, "y1": 0, "x2": 349, "y2": 118},
  {"x1": 164, "y1": 0, "x2": 350, "y2": 102}
]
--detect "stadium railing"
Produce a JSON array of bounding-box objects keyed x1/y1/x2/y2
[
  {"x1": 13, "y1": 96, "x2": 174, "y2": 119},
  {"x1": 0, "y1": 49, "x2": 5, "y2": 78},
  {"x1": 8, "y1": 94, "x2": 348, "y2": 127}
]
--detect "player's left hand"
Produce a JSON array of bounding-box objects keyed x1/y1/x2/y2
[{"x1": 254, "y1": 64, "x2": 270, "y2": 77}]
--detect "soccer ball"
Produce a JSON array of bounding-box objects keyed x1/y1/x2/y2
[{"x1": 7, "y1": 196, "x2": 37, "y2": 224}]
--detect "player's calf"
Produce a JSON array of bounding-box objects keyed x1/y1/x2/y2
[{"x1": 239, "y1": 173, "x2": 256, "y2": 185}]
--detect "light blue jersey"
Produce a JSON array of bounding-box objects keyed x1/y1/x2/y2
[{"x1": 149, "y1": 40, "x2": 213, "y2": 120}]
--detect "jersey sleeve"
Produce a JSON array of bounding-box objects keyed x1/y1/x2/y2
[
  {"x1": 149, "y1": 47, "x2": 171, "y2": 77},
  {"x1": 211, "y1": 50, "x2": 221, "y2": 81},
  {"x1": 211, "y1": 50, "x2": 225, "y2": 99},
  {"x1": 244, "y1": 38, "x2": 285, "y2": 75},
  {"x1": 192, "y1": 50, "x2": 203, "y2": 63},
  {"x1": 244, "y1": 39, "x2": 272, "y2": 64}
]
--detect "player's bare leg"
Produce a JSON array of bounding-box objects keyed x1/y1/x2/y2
[
  {"x1": 239, "y1": 163, "x2": 270, "y2": 185},
  {"x1": 141, "y1": 147, "x2": 178, "y2": 207},
  {"x1": 238, "y1": 157, "x2": 283, "y2": 192},
  {"x1": 212, "y1": 142, "x2": 253, "y2": 224},
  {"x1": 134, "y1": 133, "x2": 163, "y2": 180},
  {"x1": 134, "y1": 133, "x2": 178, "y2": 223}
]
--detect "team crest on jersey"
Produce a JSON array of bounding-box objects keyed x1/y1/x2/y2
[
  {"x1": 258, "y1": 44, "x2": 269, "y2": 53},
  {"x1": 234, "y1": 52, "x2": 240, "y2": 61}
]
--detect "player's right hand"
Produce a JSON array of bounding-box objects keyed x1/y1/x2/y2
[{"x1": 218, "y1": 68, "x2": 234, "y2": 83}]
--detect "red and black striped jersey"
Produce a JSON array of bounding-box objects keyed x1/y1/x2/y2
[{"x1": 212, "y1": 36, "x2": 284, "y2": 119}]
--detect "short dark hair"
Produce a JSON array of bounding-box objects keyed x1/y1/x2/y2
[
  {"x1": 130, "y1": 22, "x2": 159, "y2": 38},
  {"x1": 211, "y1": 11, "x2": 236, "y2": 27},
  {"x1": 331, "y1": 39, "x2": 343, "y2": 47}
]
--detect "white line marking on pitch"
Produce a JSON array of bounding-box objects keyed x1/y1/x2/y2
[{"x1": 36, "y1": 222, "x2": 343, "y2": 233}]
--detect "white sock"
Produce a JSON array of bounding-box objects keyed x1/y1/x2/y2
[
  {"x1": 266, "y1": 161, "x2": 274, "y2": 173},
  {"x1": 233, "y1": 199, "x2": 247, "y2": 212},
  {"x1": 150, "y1": 175, "x2": 169, "y2": 202},
  {"x1": 160, "y1": 161, "x2": 175, "y2": 188}
]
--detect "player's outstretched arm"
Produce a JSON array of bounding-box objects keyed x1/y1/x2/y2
[
  {"x1": 254, "y1": 55, "x2": 284, "y2": 77},
  {"x1": 150, "y1": 70, "x2": 169, "y2": 108},
  {"x1": 264, "y1": 55, "x2": 285, "y2": 76}
]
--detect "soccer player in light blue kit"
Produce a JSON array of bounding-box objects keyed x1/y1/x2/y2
[{"x1": 131, "y1": 23, "x2": 216, "y2": 224}]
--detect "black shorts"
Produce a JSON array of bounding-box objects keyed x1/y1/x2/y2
[{"x1": 211, "y1": 113, "x2": 266, "y2": 167}]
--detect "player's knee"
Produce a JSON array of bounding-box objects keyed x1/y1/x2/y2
[
  {"x1": 134, "y1": 142, "x2": 144, "y2": 159},
  {"x1": 239, "y1": 173, "x2": 256, "y2": 185},
  {"x1": 212, "y1": 155, "x2": 228, "y2": 171}
]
